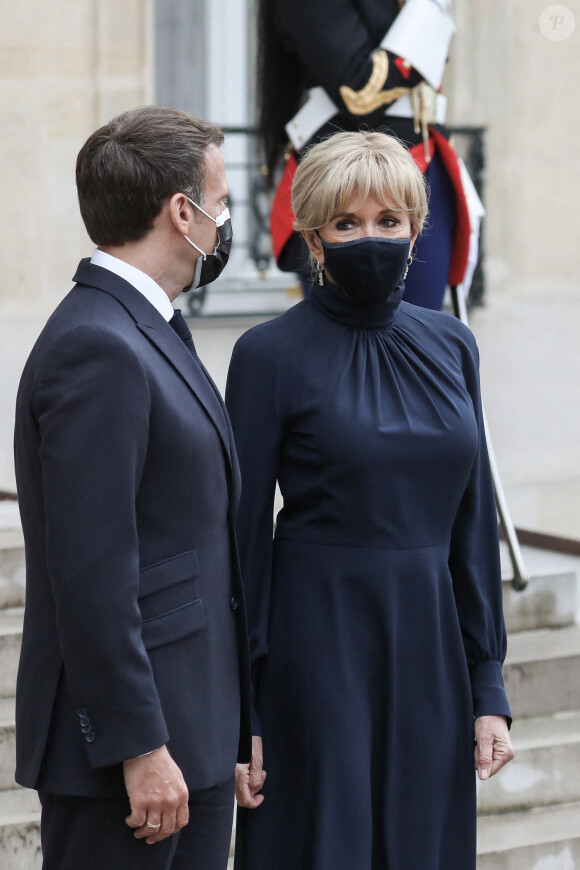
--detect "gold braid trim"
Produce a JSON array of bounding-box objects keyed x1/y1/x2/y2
[{"x1": 339, "y1": 50, "x2": 410, "y2": 115}]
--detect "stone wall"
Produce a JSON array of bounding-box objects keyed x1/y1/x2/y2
[
  {"x1": 0, "y1": 0, "x2": 153, "y2": 314},
  {"x1": 0, "y1": 0, "x2": 154, "y2": 486},
  {"x1": 447, "y1": 0, "x2": 580, "y2": 538},
  {"x1": 447, "y1": 0, "x2": 580, "y2": 299}
]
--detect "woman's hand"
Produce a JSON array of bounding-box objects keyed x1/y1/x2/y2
[
  {"x1": 235, "y1": 736, "x2": 267, "y2": 809},
  {"x1": 474, "y1": 715, "x2": 514, "y2": 780}
]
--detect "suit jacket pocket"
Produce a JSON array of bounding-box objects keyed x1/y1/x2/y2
[
  {"x1": 141, "y1": 598, "x2": 206, "y2": 650},
  {"x1": 139, "y1": 550, "x2": 206, "y2": 649}
]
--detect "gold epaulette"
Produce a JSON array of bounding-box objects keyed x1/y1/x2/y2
[{"x1": 339, "y1": 50, "x2": 410, "y2": 115}]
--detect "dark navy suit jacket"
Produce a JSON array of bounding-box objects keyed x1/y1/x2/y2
[{"x1": 14, "y1": 259, "x2": 251, "y2": 797}]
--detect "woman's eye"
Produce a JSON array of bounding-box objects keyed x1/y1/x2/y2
[
  {"x1": 335, "y1": 220, "x2": 353, "y2": 231},
  {"x1": 380, "y1": 216, "x2": 398, "y2": 227}
]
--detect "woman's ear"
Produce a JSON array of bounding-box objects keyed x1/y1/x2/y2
[{"x1": 301, "y1": 230, "x2": 324, "y2": 265}]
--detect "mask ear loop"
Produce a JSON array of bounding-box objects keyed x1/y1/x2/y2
[
  {"x1": 183, "y1": 235, "x2": 207, "y2": 259},
  {"x1": 182, "y1": 196, "x2": 229, "y2": 257},
  {"x1": 185, "y1": 195, "x2": 230, "y2": 227},
  {"x1": 170, "y1": 208, "x2": 208, "y2": 260}
]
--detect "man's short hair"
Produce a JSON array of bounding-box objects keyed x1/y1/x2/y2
[{"x1": 76, "y1": 106, "x2": 224, "y2": 246}]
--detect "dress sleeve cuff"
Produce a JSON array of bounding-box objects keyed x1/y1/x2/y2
[
  {"x1": 469, "y1": 660, "x2": 512, "y2": 727},
  {"x1": 251, "y1": 705, "x2": 262, "y2": 738}
]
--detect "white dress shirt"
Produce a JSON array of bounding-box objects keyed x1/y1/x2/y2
[{"x1": 90, "y1": 249, "x2": 175, "y2": 322}]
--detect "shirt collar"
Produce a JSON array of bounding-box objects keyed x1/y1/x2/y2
[{"x1": 90, "y1": 249, "x2": 175, "y2": 322}]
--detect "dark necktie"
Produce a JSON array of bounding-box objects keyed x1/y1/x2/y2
[
  {"x1": 169, "y1": 307, "x2": 230, "y2": 446},
  {"x1": 169, "y1": 309, "x2": 197, "y2": 359},
  {"x1": 170, "y1": 310, "x2": 233, "y2": 478}
]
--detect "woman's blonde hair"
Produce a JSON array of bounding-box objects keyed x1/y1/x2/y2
[{"x1": 292, "y1": 130, "x2": 429, "y2": 235}]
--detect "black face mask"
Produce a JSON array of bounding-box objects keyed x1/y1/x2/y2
[
  {"x1": 319, "y1": 234, "x2": 411, "y2": 306},
  {"x1": 183, "y1": 200, "x2": 233, "y2": 291}
]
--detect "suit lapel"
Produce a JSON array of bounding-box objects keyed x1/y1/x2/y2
[
  {"x1": 72, "y1": 260, "x2": 233, "y2": 471},
  {"x1": 138, "y1": 320, "x2": 232, "y2": 459}
]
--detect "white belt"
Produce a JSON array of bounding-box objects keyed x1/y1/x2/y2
[
  {"x1": 285, "y1": 88, "x2": 338, "y2": 151},
  {"x1": 285, "y1": 86, "x2": 447, "y2": 152}
]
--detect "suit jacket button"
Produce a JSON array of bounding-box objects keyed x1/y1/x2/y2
[
  {"x1": 230, "y1": 595, "x2": 239, "y2": 612},
  {"x1": 85, "y1": 731, "x2": 96, "y2": 743},
  {"x1": 81, "y1": 724, "x2": 92, "y2": 734},
  {"x1": 79, "y1": 716, "x2": 90, "y2": 727},
  {"x1": 76, "y1": 708, "x2": 88, "y2": 717}
]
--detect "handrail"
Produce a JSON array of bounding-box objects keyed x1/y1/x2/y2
[{"x1": 450, "y1": 285, "x2": 529, "y2": 590}]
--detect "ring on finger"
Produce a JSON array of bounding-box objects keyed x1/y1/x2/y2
[{"x1": 146, "y1": 821, "x2": 161, "y2": 830}]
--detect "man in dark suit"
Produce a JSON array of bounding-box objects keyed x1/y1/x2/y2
[{"x1": 14, "y1": 106, "x2": 251, "y2": 870}]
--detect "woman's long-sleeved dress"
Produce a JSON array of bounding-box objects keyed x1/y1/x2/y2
[{"x1": 225, "y1": 278, "x2": 511, "y2": 870}]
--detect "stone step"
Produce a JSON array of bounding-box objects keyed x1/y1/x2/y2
[
  {"x1": 504, "y1": 625, "x2": 580, "y2": 718},
  {"x1": 0, "y1": 503, "x2": 25, "y2": 611},
  {"x1": 0, "y1": 563, "x2": 575, "y2": 633},
  {"x1": 500, "y1": 541, "x2": 579, "y2": 634},
  {"x1": 477, "y1": 710, "x2": 580, "y2": 815},
  {"x1": 477, "y1": 801, "x2": 580, "y2": 869},
  {"x1": 502, "y1": 569, "x2": 578, "y2": 634},
  {"x1": 1, "y1": 517, "x2": 578, "y2": 628},
  {"x1": 2, "y1": 792, "x2": 579, "y2": 870},
  {"x1": 0, "y1": 547, "x2": 26, "y2": 611},
  {"x1": 0, "y1": 609, "x2": 22, "y2": 699},
  {"x1": 0, "y1": 788, "x2": 41, "y2": 870},
  {"x1": 6, "y1": 704, "x2": 575, "y2": 828},
  {"x1": 0, "y1": 698, "x2": 17, "y2": 792}
]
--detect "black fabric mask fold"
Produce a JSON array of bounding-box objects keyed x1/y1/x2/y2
[
  {"x1": 319, "y1": 234, "x2": 411, "y2": 307},
  {"x1": 186, "y1": 217, "x2": 233, "y2": 292}
]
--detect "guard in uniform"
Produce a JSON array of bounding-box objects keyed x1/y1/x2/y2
[{"x1": 259, "y1": 0, "x2": 480, "y2": 309}]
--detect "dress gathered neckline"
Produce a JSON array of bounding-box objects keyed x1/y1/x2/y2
[{"x1": 308, "y1": 274, "x2": 404, "y2": 330}]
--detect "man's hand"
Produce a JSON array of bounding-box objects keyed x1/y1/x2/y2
[
  {"x1": 235, "y1": 736, "x2": 267, "y2": 809},
  {"x1": 123, "y1": 745, "x2": 189, "y2": 843},
  {"x1": 474, "y1": 715, "x2": 514, "y2": 781}
]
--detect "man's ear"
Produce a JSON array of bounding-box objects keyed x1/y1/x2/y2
[
  {"x1": 169, "y1": 193, "x2": 193, "y2": 233},
  {"x1": 301, "y1": 230, "x2": 324, "y2": 265}
]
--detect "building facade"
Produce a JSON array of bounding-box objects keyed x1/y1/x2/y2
[{"x1": 1, "y1": 0, "x2": 579, "y2": 537}]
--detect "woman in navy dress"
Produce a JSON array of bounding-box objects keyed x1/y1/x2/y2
[{"x1": 227, "y1": 131, "x2": 513, "y2": 870}]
